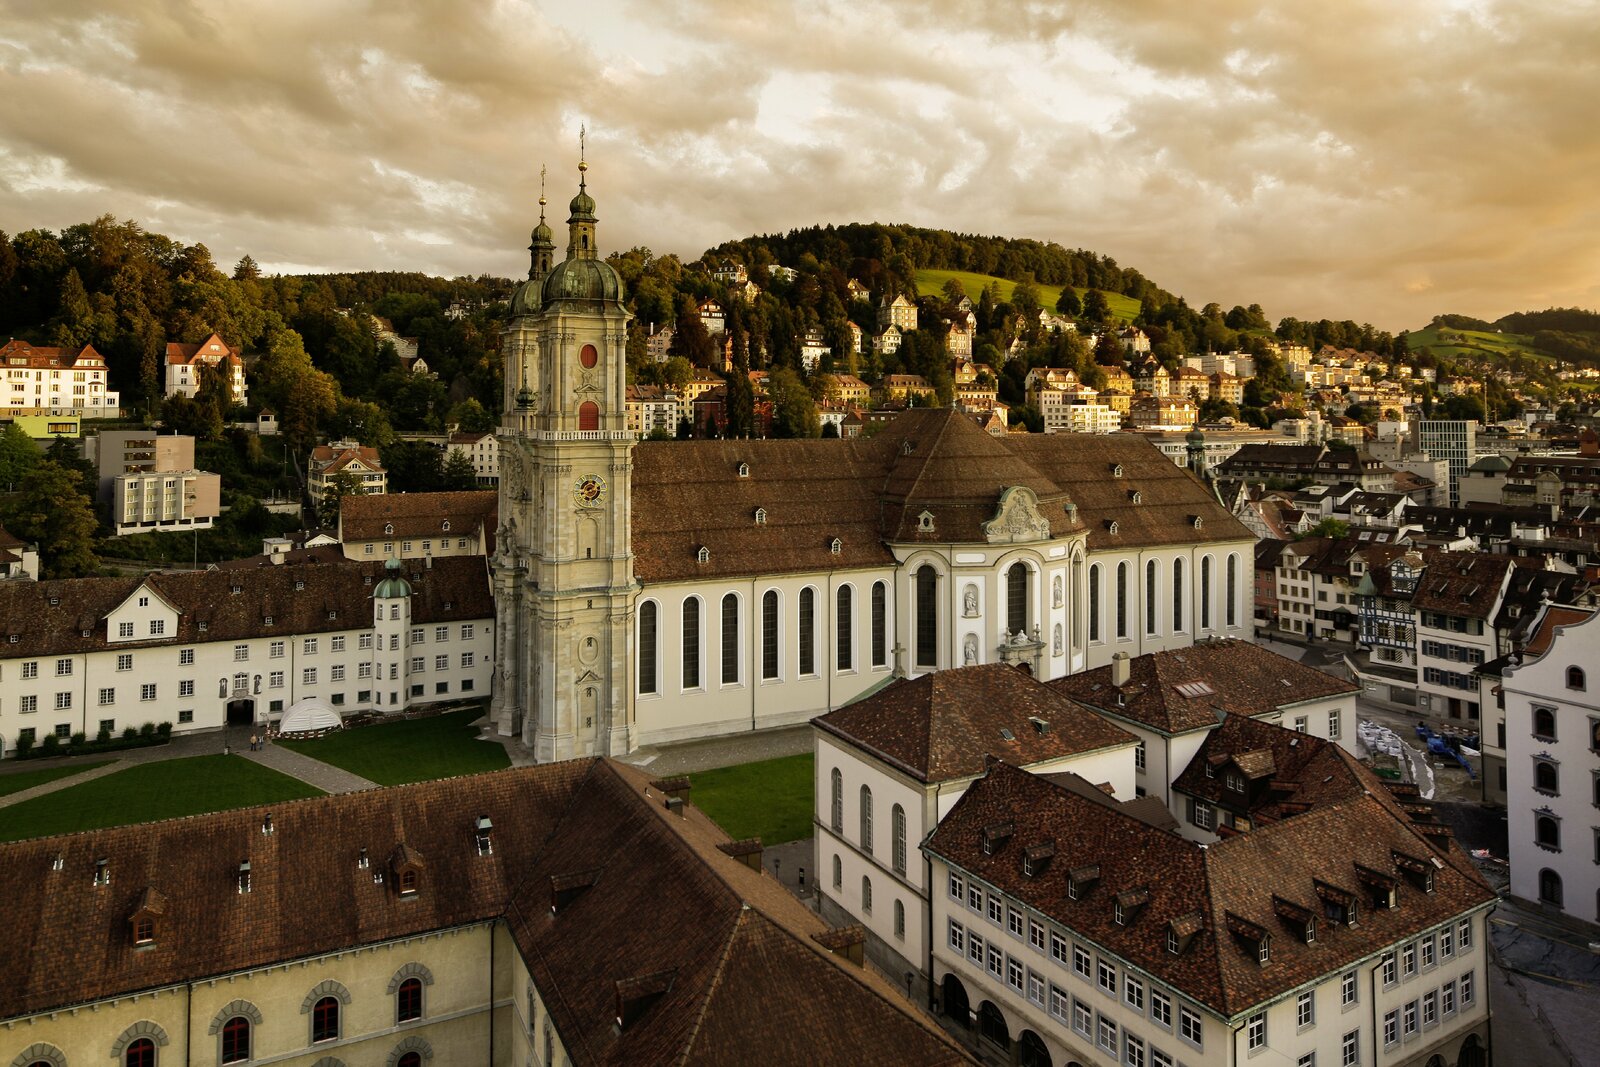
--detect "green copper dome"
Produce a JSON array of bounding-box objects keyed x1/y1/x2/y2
[
  {"x1": 509, "y1": 277, "x2": 543, "y2": 316},
  {"x1": 542, "y1": 256, "x2": 625, "y2": 305},
  {"x1": 373, "y1": 558, "x2": 412, "y2": 599}
]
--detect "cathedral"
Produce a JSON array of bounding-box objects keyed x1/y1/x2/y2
[{"x1": 490, "y1": 161, "x2": 1257, "y2": 761}]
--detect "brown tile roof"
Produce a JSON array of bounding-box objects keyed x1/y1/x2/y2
[
  {"x1": 164, "y1": 333, "x2": 242, "y2": 366},
  {"x1": 0, "y1": 760, "x2": 970, "y2": 1064},
  {"x1": 630, "y1": 409, "x2": 1251, "y2": 582},
  {"x1": 1047, "y1": 640, "x2": 1358, "y2": 735},
  {"x1": 1170, "y1": 714, "x2": 1363, "y2": 817},
  {"x1": 338, "y1": 490, "x2": 497, "y2": 542},
  {"x1": 1520, "y1": 604, "x2": 1596, "y2": 657},
  {"x1": 0, "y1": 557, "x2": 491, "y2": 660},
  {"x1": 0, "y1": 339, "x2": 106, "y2": 369},
  {"x1": 926, "y1": 761, "x2": 1496, "y2": 1017},
  {"x1": 310, "y1": 443, "x2": 384, "y2": 474},
  {"x1": 814, "y1": 663, "x2": 1137, "y2": 784}
]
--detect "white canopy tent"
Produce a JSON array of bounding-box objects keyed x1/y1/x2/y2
[{"x1": 278, "y1": 697, "x2": 343, "y2": 735}]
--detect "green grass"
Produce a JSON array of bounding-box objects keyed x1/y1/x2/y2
[
  {"x1": 915, "y1": 268, "x2": 1142, "y2": 323},
  {"x1": 689, "y1": 752, "x2": 815, "y2": 845},
  {"x1": 278, "y1": 707, "x2": 508, "y2": 786},
  {"x1": 0, "y1": 756, "x2": 322, "y2": 842},
  {"x1": 1406, "y1": 325, "x2": 1551, "y2": 362},
  {"x1": 0, "y1": 760, "x2": 114, "y2": 798}
]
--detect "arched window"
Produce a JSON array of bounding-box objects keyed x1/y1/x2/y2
[
  {"x1": 761, "y1": 590, "x2": 780, "y2": 680},
  {"x1": 895, "y1": 899, "x2": 906, "y2": 938},
  {"x1": 1089, "y1": 564, "x2": 1102, "y2": 642},
  {"x1": 397, "y1": 977, "x2": 423, "y2": 1023},
  {"x1": 832, "y1": 853, "x2": 842, "y2": 888},
  {"x1": 577, "y1": 401, "x2": 599, "y2": 431},
  {"x1": 915, "y1": 565, "x2": 939, "y2": 668},
  {"x1": 637, "y1": 601, "x2": 658, "y2": 695},
  {"x1": 1535, "y1": 761, "x2": 1559, "y2": 794},
  {"x1": 1534, "y1": 707, "x2": 1557, "y2": 741},
  {"x1": 220, "y1": 1018, "x2": 251, "y2": 1064},
  {"x1": 398, "y1": 1055, "x2": 423, "y2": 1067},
  {"x1": 1568, "y1": 666, "x2": 1586, "y2": 691},
  {"x1": 721, "y1": 594, "x2": 739, "y2": 685},
  {"x1": 1539, "y1": 868, "x2": 1563, "y2": 907},
  {"x1": 871, "y1": 582, "x2": 887, "y2": 668},
  {"x1": 892, "y1": 804, "x2": 907, "y2": 875},
  {"x1": 681, "y1": 597, "x2": 701, "y2": 689},
  {"x1": 1146, "y1": 559, "x2": 1158, "y2": 636},
  {"x1": 311, "y1": 996, "x2": 340, "y2": 1043},
  {"x1": 837, "y1": 586, "x2": 854, "y2": 671},
  {"x1": 1226, "y1": 553, "x2": 1239, "y2": 626},
  {"x1": 1116, "y1": 562, "x2": 1129, "y2": 639},
  {"x1": 1006, "y1": 562, "x2": 1028, "y2": 635},
  {"x1": 862, "y1": 875, "x2": 873, "y2": 913},
  {"x1": 860, "y1": 785, "x2": 874, "y2": 853},
  {"x1": 125, "y1": 1039, "x2": 156, "y2": 1067},
  {"x1": 799, "y1": 587, "x2": 816, "y2": 675},
  {"x1": 1173, "y1": 557, "x2": 1185, "y2": 631},
  {"x1": 1536, "y1": 815, "x2": 1560, "y2": 850},
  {"x1": 1201, "y1": 556, "x2": 1213, "y2": 629},
  {"x1": 830, "y1": 767, "x2": 843, "y2": 832}
]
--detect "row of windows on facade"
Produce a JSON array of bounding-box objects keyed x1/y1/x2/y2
[
  {"x1": 830, "y1": 854, "x2": 909, "y2": 941},
  {"x1": 90, "y1": 622, "x2": 478, "y2": 653},
  {"x1": 361, "y1": 538, "x2": 473, "y2": 555},
  {"x1": 827, "y1": 771, "x2": 910, "y2": 874},
  {"x1": 27, "y1": 975, "x2": 431, "y2": 1067}
]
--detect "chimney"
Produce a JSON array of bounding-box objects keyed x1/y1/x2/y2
[
  {"x1": 811, "y1": 925, "x2": 867, "y2": 967},
  {"x1": 651, "y1": 776, "x2": 691, "y2": 813},
  {"x1": 716, "y1": 838, "x2": 764, "y2": 871},
  {"x1": 1111, "y1": 652, "x2": 1130, "y2": 688}
]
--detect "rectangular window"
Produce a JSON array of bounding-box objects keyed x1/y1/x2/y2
[
  {"x1": 461, "y1": 624, "x2": 473, "y2": 640},
  {"x1": 1298, "y1": 990, "x2": 1315, "y2": 1028},
  {"x1": 331, "y1": 665, "x2": 345, "y2": 682},
  {"x1": 17, "y1": 695, "x2": 34, "y2": 713},
  {"x1": 179, "y1": 680, "x2": 194, "y2": 697},
  {"x1": 1097, "y1": 958, "x2": 1117, "y2": 995},
  {"x1": 948, "y1": 918, "x2": 964, "y2": 952},
  {"x1": 410, "y1": 657, "x2": 425, "y2": 673},
  {"x1": 1125, "y1": 975, "x2": 1144, "y2": 1012},
  {"x1": 1247, "y1": 1012, "x2": 1265, "y2": 1050},
  {"x1": 1050, "y1": 984, "x2": 1070, "y2": 1023},
  {"x1": 179, "y1": 647, "x2": 194, "y2": 665},
  {"x1": 1179, "y1": 1006, "x2": 1203, "y2": 1048},
  {"x1": 148, "y1": 620, "x2": 164, "y2": 636},
  {"x1": 358, "y1": 664, "x2": 372, "y2": 679},
  {"x1": 1458, "y1": 919, "x2": 1472, "y2": 951},
  {"x1": 1382, "y1": 952, "x2": 1397, "y2": 987},
  {"x1": 1383, "y1": 1010, "x2": 1398, "y2": 1047},
  {"x1": 1072, "y1": 997, "x2": 1091, "y2": 1037},
  {"x1": 178, "y1": 710, "x2": 193, "y2": 724},
  {"x1": 1341, "y1": 969, "x2": 1357, "y2": 1006},
  {"x1": 987, "y1": 943, "x2": 1003, "y2": 979},
  {"x1": 55, "y1": 658, "x2": 71, "y2": 676},
  {"x1": 410, "y1": 627, "x2": 424, "y2": 643},
  {"x1": 1029, "y1": 918, "x2": 1046, "y2": 952},
  {"x1": 98, "y1": 687, "x2": 114, "y2": 705},
  {"x1": 1006, "y1": 954, "x2": 1023, "y2": 992},
  {"x1": 56, "y1": 691, "x2": 73, "y2": 710},
  {"x1": 1135, "y1": 742, "x2": 1146, "y2": 770},
  {"x1": 116, "y1": 654, "x2": 131, "y2": 672},
  {"x1": 359, "y1": 634, "x2": 373, "y2": 650},
  {"x1": 1422, "y1": 991, "x2": 1437, "y2": 1027},
  {"x1": 968, "y1": 932, "x2": 984, "y2": 966},
  {"x1": 721, "y1": 595, "x2": 740, "y2": 684},
  {"x1": 303, "y1": 668, "x2": 317, "y2": 686},
  {"x1": 798, "y1": 589, "x2": 815, "y2": 675},
  {"x1": 1461, "y1": 971, "x2": 1474, "y2": 1006},
  {"x1": 1150, "y1": 989, "x2": 1171, "y2": 1028},
  {"x1": 1402, "y1": 1001, "x2": 1417, "y2": 1037},
  {"x1": 436, "y1": 654, "x2": 448, "y2": 671},
  {"x1": 967, "y1": 884, "x2": 982, "y2": 913},
  {"x1": 1027, "y1": 969, "x2": 1045, "y2": 1006},
  {"x1": 233, "y1": 644, "x2": 249, "y2": 661},
  {"x1": 331, "y1": 635, "x2": 345, "y2": 653},
  {"x1": 462, "y1": 652, "x2": 474, "y2": 668},
  {"x1": 1050, "y1": 931, "x2": 1067, "y2": 965},
  {"x1": 1442, "y1": 981, "x2": 1456, "y2": 1016},
  {"x1": 304, "y1": 638, "x2": 318, "y2": 655},
  {"x1": 1421, "y1": 936, "x2": 1435, "y2": 969},
  {"x1": 118, "y1": 622, "x2": 134, "y2": 638},
  {"x1": 987, "y1": 895, "x2": 1003, "y2": 926},
  {"x1": 1402, "y1": 943, "x2": 1416, "y2": 978},
  {"x1": 270, "y1": 671, "x2": 284, "y2": 689},
  {"x1": 1073, "y1": 944, "x2": 1091, "y2": 980},
  {"x1": 1152, "y1": 1051, "x2": 1174, "y2": 1067},
  {"x1": 435, "y1": 626, "x2": 449, "y2": 642},
  {"x1": 1329, "y1": 709, "x2": 1341, "y2": 738},
  {"x1": 1125, "y1": 1033, "x2": 1145, "y2": 1067},
  {"x1": 949, "y1": 872, "x2": 963, "y2": 900},
  {"x1": 1098, "y1": 1015, "x2": 1119, "y2": 1053},
  {"x1": 270, "y1": 641, "x2": 285, "y2": 658},
  {"x1": 1441, "y1": 926, "x2": 1454, "y2": 958},
  {"x1": 1343, "y1": 1029, "x2": 1359, "y2": 1066},
  {"x1": 1007, "y1": 906, "x2": 1024, "y2": 939},
  {"x1": 1298, "y1": 1056, "x2": 1315, "y2": 1067}
]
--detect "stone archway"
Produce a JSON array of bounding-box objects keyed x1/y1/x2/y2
[
  {"x1": 940, "y1": 973, "x2": 970, "y2": 1028},
  {"x1": 1019, "y1": 1029, "x2": 1052, "y2": 1067},
  {"x1": 227, "y1": 698, "x2": 255, "y2": 726},
  {"x1": 1457, "y1": 1034, "x2": 1486, "y2": 1067},
  {"x1": 977, "y1": 1001, "x2": 1010, "y2": 1052}
]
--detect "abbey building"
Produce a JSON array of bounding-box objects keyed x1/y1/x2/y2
[{"x1": 490, "y1": 164, "x2": 1257, "y2": 761}]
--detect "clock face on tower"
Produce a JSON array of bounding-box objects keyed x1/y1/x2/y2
[{"x1": 573, "y1": 473, "x2": 607, "y2": 508}]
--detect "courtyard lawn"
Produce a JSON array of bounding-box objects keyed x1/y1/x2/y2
[
  {"x1": 914, "y1": 268, "x2": 1142, "y2": 323},
  {"x1": 0, "y1": 759, "x2": 114, "y2": 798},
  {"x1": 277, "y1": 707, "x2": 508, "y2": 786},
  {"x1": 0, "y1": 756, "x2": 322, "y2": 842},
  {"x1": 690, "y1": 752, "x2": 815, "y2": 845}
]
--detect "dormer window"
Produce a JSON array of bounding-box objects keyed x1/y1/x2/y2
[
  {"x1": 1193, "y1": 516, "x2": 1204, "y2": 530},
  {"x1": 442, "y1": 520, "x2": 451, "y2": 532},
  {"x1": 737, "y1": 462, "x2": 750, "y2": 478},
  {"x1": 981, "y1": 821, "x2": 1013, "y2": 856},
  {"x1": 1166, "y1": 928, "x2": 1179, "y2": 953},
  {"x1": 475, "y1": 815, "x2": 494, "y2": 856},
  {"x1": 696, "y1": 546, "x2": 710, "y2": 564},
  {"x1": 754, "y1": 508, "x2": 767, "y2": 526},
  {"x1": 1066, "y1": 864, "x2": 1100, "y2": 900},
  {"x1": 1129, "y1": 491, "x2": 1142, "y2": 504},
  {"x1": 261, "y1": 813, "x2": 274, "y2": 835},
  {"x1": 385, "y1": 523, "x2": 395, "y2": 535},
  {"x1": 918, "y1": 510, "x2": 935, "y2": 532},
  {"x1": 294, "y1": 580, "x2": 305, "y2": 591},
  {"x1": 237, "y1": 860, "x2": 252, "y2": 894},
  {"x1": 1225, "y1": 770, "x2": 1245, "y2": 793},
  {"x1": 399, "y1": 870, "x2": 418, "y2": 895},
  {"x1": 94, "y1": 858, "x2": 110, "y2": 886},
  {"x1": 134, "y1": 917, "x2": 155, "y2": 944},
  {"x1": 1107, "y1": 520, "x2": 1119, "y2": 535},
  {"x1": 1111, "y1": 464, "x2": 1124, "y2": 478},
  {"x1": 830, "y1": 538, "x2": 842, "y2": 555}
]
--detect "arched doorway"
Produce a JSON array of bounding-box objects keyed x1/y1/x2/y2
[
  {"x1": 940, "y1": 973, "x2": 970, "y2": 1028},
  {"x1": 1019, "y1": 1029, "x2": 1051, "y2": 1067},
  {"x1": 227, "y1": 698, "x2": 255, "y2": 726},
  {"x1": 1539, "y1": 868, "x2": 1563, "y2": 908},
  {"x1": 1425, "y1": 1056, "x2": 1445, "y2": 1067},
  {"x1": 977, "y1": 1001, "x2": 1010, "y2": 1051},
  {"x1": 1457, "y1": 1034, "x2": 1485, "y2": 1067}
]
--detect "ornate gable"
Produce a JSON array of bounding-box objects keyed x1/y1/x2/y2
[{"x1": 983, "y1": 485, "x2": 1052, "y2": 544}]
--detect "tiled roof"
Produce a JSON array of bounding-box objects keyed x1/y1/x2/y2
[
  {"x1": 926, "y1": 760, "x2": 1496, "y2": 1017},
  {"x1": 1519, "y1": 603, "x2": 1596, "y2": 657},
  {"x1": 1405, "y1": 551, "x2": 1514, "y2": 620},
  {"x1": 1047, "y1": 640, "x2": 1358, "y2": 735},
  {"x1": 339, "y1": 490, "x2": 496, "y2": 542},
  {"x1": 814, "y1": 663, "x2": 1137, "y2": 784},
  {"x1": 164, "y1": 334, "x2": 242, "y2": 366},
  {"x1": 1170, "y1": 714, "x2": 1363, "y2": 817},
  {"x1": 0, "y1": 759, "x2": 972, "y2": 1063},
  {"x1": 0, "y1": 557, "x2": 491, "y2": 660}
]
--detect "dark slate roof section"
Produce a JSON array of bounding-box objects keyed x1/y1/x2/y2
[
  {"x1": 925, "y1": 761, "x2": 1497, "y2": 1018},
  {"x1": 814, "y1": 663, "x2": 1138, "y2": 784},
  {"x1": 1047, "y1": 640, "x2": 1358, "y2": 736},
  {"x1": 338, "y1": 490, "x2": 497, "y2": 541},
  {"x1": 0, "y1": 557, "x2": 492, "y2": 660},
  {"x1": 0, "y1": 760, "x2": 972, "y2": 1066}
]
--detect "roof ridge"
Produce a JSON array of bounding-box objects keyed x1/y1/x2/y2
[
  {"x1": 672, "y1": 906, "x2": 755, "y2": 1066},
  {"x1": 1196, "y1": 845, "x2": 1235, "y2": 1016}
]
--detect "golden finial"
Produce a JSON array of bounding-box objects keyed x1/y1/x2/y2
[
  {"x1": 578, "y1": 124, "x2": 588, "y2": 179},
  {"x1": 538, "y1": 163, "x2": 547, "y2": 216}
]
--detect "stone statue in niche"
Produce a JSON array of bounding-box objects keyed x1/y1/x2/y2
[
  {"x1": 963, "y1": 633, "x2": 978, "y2": 665},
  {"x1": 963, "y1": 584, "x2": 979, "y2": 617},
  {"x1": 1053, "y1": 575, "x2": 1064, "y2": 608},
  {"x1": 1053, "y1": 624, "x2": 1063, "y2": 655}
]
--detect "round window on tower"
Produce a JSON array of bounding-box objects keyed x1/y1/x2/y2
[{"x1": 580, "y1": 344, "x2": 598, "y2": 368}]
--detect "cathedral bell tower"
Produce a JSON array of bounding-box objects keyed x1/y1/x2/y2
[{"x1": 491, "y1": 140, "x2": 636, "y2": 761}]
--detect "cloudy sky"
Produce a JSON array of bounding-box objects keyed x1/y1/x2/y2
[{"x1": 1, "y1": 0, "x2": 1597, "y2": 330}]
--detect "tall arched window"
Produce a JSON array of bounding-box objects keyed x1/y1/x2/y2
[
  {"x1": 1227, "y1": 553, "x2": 1239, "y2": 627},
  {"x1": 125, "y1": 1039, "x2": 156, "y2": 1067},
  {"x1": 1535, "y1": 760, "x2": 1559, "y2": 794},
  {"x1": 832, "y1": 854, "x2": 842, "y2": 888},
  {"x1": 311, "y1": 996, "x2": 340, "y2": 1043},
  {"x1": 860, "y1": 785, "x2": 874, "y2": 853},
  {"x1": 1539, "y1": 868, "x2": 1563, "y2": 907},
  {"x1": 1201, "y1": 556, "x2": 1213, "y2": 629},
  {"x1": 1173, "y1": 557, "x2": 1185, "y2": 632},
  {"x1": 862, "y1": 875, "x2": 873, "y2": 913},
  {"x1": 1534, "y1": 707, "x2": 1557, "y2": 741},
  {"x1": 830, "y1": 767, "x2": 843, "y2": 832},
  {"x1": 799, "y1": 587, "x2": 816, "y2": 675},
  {"x1": 397, "y1": 977, "x2": 423, "y2": 1023},
  {"x1": 681, "y1": 596, "x2": 701, "y2": 689},
  {"x1": 837, "y1": 586, "x2": 854, "y2": 671},
  {"x1": 1536, "y1": 815, "x2": 1560, "y2": 850},
  {"x1": 892, "y1": 804, "x2": 907, "y2": 875},
  {"x1": 1568, "y1": 666, "x2": 1586, "y2": 691},
  {"x1": 220, "y1": 1018, "x2": 251, "y2": 1064},
  {"x1": 398, "y1": 1054, "x2": 423, "y2": 1067},
  {"x1": 894, "y1": 899, "x2": 906, "y2": 938},
  {"x1": 1116, "y1": 562, "x2": 1129, "y2": 639},
  {"x1": 1146, "y1": 559, "x2": 1158, "y2": 636},
  {"x1": 637, "y1": 602, "x2": 658, "y2": 695},
  {"x1": 577, "y1": 401, "x2": 599, "y2": 431},
  {"x1": 761, "y1": 590, "x2": 780, "y2": 680},
  {"x1": 871, "y1": 582, "x2": 887, "y2": 667},
  {"x1": 915, "y1": 565, "x2": 939, "y2": 668},
  {"x1": 1089, "y1": 564, "x2": 1102, "y2": 642},
  {"x1": 1006, "y1": 562, "x2": 1028, "y2": 635},
  {"x1": 721, "y1": 594, "x2": 739, "y2": 685}
]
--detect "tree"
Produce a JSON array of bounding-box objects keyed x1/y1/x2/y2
[
  {"x1": 1301, "y1": 518, "x2": 1350, "y2": 540},
  {"x1": 317, "y1": 470, "x2": 366, "y2": 529},
  {"x1": 232, "y1": 254, "x2": 261, "y2": 281},
  {"x1": 769, "y1": 366, "x2": 820, "y2": 438},
  {"x1": 940, "y1": 277, "x2": 966, "y2": 304},
  {"x1": 1, "y1": 460, "x2": 98, "y2": 577},
  {"x1": 441, "y1": 449, "x2": 478, "y2": 490},
  {"x1": 820, "y1": 419, "x2": 840, "y2": 438},
  {"x1": 379, "y1": 440, "x2": 444, "y2": 493},
  {"x1": 1080, "y1": 289, "x2": 1112, "y2": 328},
  {"x1": 0, "y1": 423, "x2": 39, "y2": 491},
  {"x1": 1055, "y1": 286, "x2": 1082, "y2": 317},
  {"x1": 446, "y1": 398, "x2": 494, "y2": 433}
]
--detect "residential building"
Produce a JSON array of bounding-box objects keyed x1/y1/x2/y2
[
  {"x1": 93, "y1": 431, "x2": 200, "y2": 504},
  {"x1": 698, "y1": 299, "x2": 725, "y2": 336},
  {"x1": 0, "y1": 759, "x2": 971, "y2": 1067},
  {"x1": 829, "y1": 374, "x2": 872, "y2": 408},
  {"x1": 847, "y1": 278, "x2": 871, "y2": 301},
  {"x1": 445, "y1": 430, "x2": 499, "y2": 483},
  {"x1": 164, "y1": 333, "x2": 247, "y2": 406},
  {"x1": 0, "y1": 557, "x2": 493, "y2": 751},
  {"x1": 948, "y1": 320, "x2": 973, "y2": 358},
  {"x1": 624, "y1": 384, "x2": 681, "y2": 438},
  {"x1": 875, "y1": 324, "x2": 904, "y2": 355},
  {"x1": 1119, "y1": 326, "x2": 1151, "y2": 354},
  {"x1": 1208, "y1": 371, "x2": 1243, "y2": 404},
  {"x1": 880, "y1": 374, "x2": 936, "y2": 403},
  {"x1": 112, "y1": 468, "x2": 222, "y2": 536},
  {"x1": 1039, "y1": 392, "x2": 1121, "y2": 435},
  {"x1": 309, "y1": 440, "x2": 387, "y2": 498},
  {"x1": 0, "y1": 339, "x2": 119, "y2": 418},
  {"x1": 8, "y1": 414, "x2": 80, "y2": 439},
  {"x1": 644, "y1": 322, "x2": 675, "y2": 363},
  {"x1": 1129, "y1": 395, "x2": 1197, "y2": 432},
  {"x1": 1172, "y1": 366, "x2": 1210, "y2": 400},
  {"x1": 0, "y1": 523, "x2": 38, "y2": 581},
  {"x1": 1417, "y1": 421, "x2": 1477, "y2": 508},
  {"x1": 1132, "y1": 360, "x2": 1171, "y2": 397},
  {"x1": 799, "y1": 327, "x2": 831, "y2": 372},
  {"x1": 880, "y1": 292, "x2": 918, "y2": 331},
  {"x1": 338, "y1": 490, "x2": 497, "y2": 561},
  {"x1": 1024, "y1": 367, "x2": 1080, "y2": 406},
  {"x1": 711, "y1": 258, "x2": 747, "y2": 284}
]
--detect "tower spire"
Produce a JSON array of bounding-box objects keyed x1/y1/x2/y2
[
  {"x1": 579, "y1": 124, "x2": 587, "y2": 189},
  {"x1": 566, "y1": 125, "x2": 598, "y2": 259}
]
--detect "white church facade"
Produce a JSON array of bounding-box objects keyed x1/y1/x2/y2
[{"x1": 489, "y1": 163, "x2": 1257, "y2": 762}]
